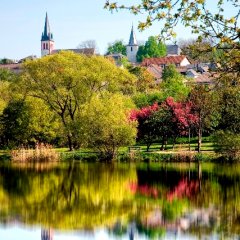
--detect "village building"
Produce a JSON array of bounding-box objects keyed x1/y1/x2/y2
[
  {"x1": 126, "y1": 26, "x2": 139, "y2": 63},
  {"x1": 145, "y1": 64, "x2": 163, "y2": 82},
  {"x1": 105, "y1": 53, "x2": 125, "y2": 67},
  {"x1": 0, "y1": 63, "x2": 22, "y2": 74},
  {"x1": 166, "y1": 44, "x2": 182, "y2": 56},
  {"x1": 0, "y1": 13, "x2": 215, "y2": 86},
  {"x1": 141, "y1": 55, "x2": 191, "y2": 68}
]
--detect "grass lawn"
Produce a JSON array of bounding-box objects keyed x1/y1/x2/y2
[
  {"x1": 130, "y1": 137, "x2": 215, "y2": 154},
  {"x1": 56, "y1": 137, "x2": 216, "y2": 157},
  {"x1": 0, "y1": 137, "x2": 217, "y2": 162}
]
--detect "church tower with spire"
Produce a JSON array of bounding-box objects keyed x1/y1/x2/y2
[
  {"x1": 41, "y1": 13, "x2": 55, "y2": 57},
  {"x1": 127, "y1": 25, "x2": 139, "y2": 63}
]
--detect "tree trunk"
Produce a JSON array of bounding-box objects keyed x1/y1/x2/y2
[
  {"x1": 67, "y1": 134, "x2": 73, "y2": 151},
  {"x1": 197, "y1": 127, "x2": 202, "y2": 153},
  {"x1": 60, "y1": 114, "x2": 74, "y2": 151},
  {"x1": 146, "y1": 143, "x2": 151, "y2": 152},
  {"x1": 188, "y1": 128, "x2": 191, "y2": 151},
  {"x1": 160, "y1": 137, "x2": 165, "y2": 150},
  {"x1": 172, "y1": 136, "x2": 176, "y2": 150},
  {"x1": 164, "y1": 139, "x2": 167, "y2": 150}
]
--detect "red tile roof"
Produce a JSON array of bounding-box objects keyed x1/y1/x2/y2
[
  {"x1": 0, "y1": 64, "x2": 22, "y2": 73},
  {"x1": 142, "y1": 55, "x2": 188, "y2": 67},
  {"x1": 146, "y1": 64, "x2": 162, "y2": 79}
]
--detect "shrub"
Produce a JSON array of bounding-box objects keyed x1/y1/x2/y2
[{"x1": 213, "y1": 131, "x2": 240, "y2": 161}]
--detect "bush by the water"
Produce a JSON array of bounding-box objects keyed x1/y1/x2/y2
[
  {"x1": 213, "y1": 131, "x2": 240, "y2": 161},
  {"x1": 11, "y1": 143, "x2": 59, "y2": 162}
]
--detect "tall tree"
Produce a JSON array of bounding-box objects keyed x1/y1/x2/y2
[
  {"x1": 127, "y1": 66, "x2": 156, "y2": 92},
  {"x1": 0, "y1": 98, "x2": 59, "y2": 147},
  {"x1": 20, "y1": 51, "x2": 136, "y2": 151},
  {"x1": 217, "y1": 85, "x2": 240, "y2": 133},
  {"x1": 161, "y1": 64, "x2": 190, "y2": 101},
  {"x1": 106, "y1": 40, "x2": 127, "y2": 55},
  {"x1": 189, "y1": 85, "x2": 220, "y2": 152},
  {"x1": 136, "y1": 36, "x2": 166, "y2": 62},
  {"x1": 81, "y1": 92, "x2": 137, "y2": 160}
]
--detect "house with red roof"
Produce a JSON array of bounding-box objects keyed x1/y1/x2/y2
[{"x1": 141, "y1": 55, "x2": 190, "y2": 69}]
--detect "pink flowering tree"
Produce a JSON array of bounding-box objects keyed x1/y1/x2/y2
[
  {"x1": 163, "y1": 97, "x2": 199, "y2": 150},
  {"x1": 130, "y1": 97, "x2": 198, "y2": 151},
  {"x1": 130, "y1": 103, "x2": 162, "y2": 151}
]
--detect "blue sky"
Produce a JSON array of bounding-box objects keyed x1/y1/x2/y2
[{"x1": 0, "y1": 0, "x2": 237, "y2": 60}]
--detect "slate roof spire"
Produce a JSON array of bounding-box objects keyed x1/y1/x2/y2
[
  {"x1": 128, "y1": 24, "x2": 138, "y2": 46},
  {"x1": 41, "y1": 12, "x2": 53, "y2": 41}
]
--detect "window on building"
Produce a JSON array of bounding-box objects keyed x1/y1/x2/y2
[
  {"x1": 131, "y1": 47, "x2": 133, "y2": 52},
  {"x1": 43, "y1": 43, "x2": 45, "y2": 50},
  {"x1": 46, "y1": 43, "x2": 48, "y2": 49}
]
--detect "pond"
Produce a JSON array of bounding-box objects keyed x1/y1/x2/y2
[{"x1": 0, "y1": 162, "x2": 240, "y2": 240}]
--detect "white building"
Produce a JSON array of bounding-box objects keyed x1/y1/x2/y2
[{"x1": 126, "y1": 26, "x2": 139, "y2": 63}]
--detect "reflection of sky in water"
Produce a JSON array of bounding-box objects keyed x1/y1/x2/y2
[{"x1": 0, "y1": 225, "x2": 230, "y2": 240}]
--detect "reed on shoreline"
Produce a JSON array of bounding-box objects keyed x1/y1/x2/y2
[{"x1": 11, "y1": 143, "x2": 59, "y2": 162}]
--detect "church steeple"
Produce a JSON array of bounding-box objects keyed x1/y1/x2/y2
[
  {"x1": 41, "y1": 12, "x2": 53, "y2": 41},
  {"x1": 128, "y1": 25, "x2": 138, "y2": 46},
  {"x1": 41, "y1": 12, "x2": 54, "y2": 57},
  {"x1": 127, "y1": 25, "x2": 139, "y2": 63}
]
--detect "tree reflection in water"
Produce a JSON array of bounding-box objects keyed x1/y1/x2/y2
[
  {"x1": 41, "y1": 229, "x2": 53, "y2": 240},
  {"x1": 0, "y1": 162, "x2": 239, "y2": 239}
]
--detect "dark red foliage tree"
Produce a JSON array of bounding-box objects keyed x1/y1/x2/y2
[{"x1": 130, "y1": 97, "x2": 198, "y2": 151}]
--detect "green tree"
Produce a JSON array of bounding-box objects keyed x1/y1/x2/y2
[
  {"x1": 128, "y1": 65, "x2": 156, "y2": 92},
  {"x1": 0, "y1": 81, "x2": 11, "y2": 114},
  {"x1": 0, "y1": 68, "x2": 16, "y2": 82},
  {"x1": 161, "y1": 64, "x2": 190, "y2": 101},
  {"x1": 132, "y1": 91, "x2": 164, "y2": 108},
  {"x1": 136, "y1": 36, "x2": 166, "y2": 62},
  {"x1": 0, "y1": 98, "x2": 59, "y2": 147},
  {"x1": 21, "y1": 51, "x2": 136, "y2": 151},
  {"x1": 179, "y1": 38, "x2": 224, "y2": 63},
  {"x1": 213, "y1": 130, "x2": 240, "y2": 161},
  {"x1": 189, "y1": 85, "x2": 220, "y2": 152},
  {"x1": 107, "y1": 40, "x2": 127, "y2": 55},
  {"x1": 217, "y1": 86, "x2": 240, "y2": 133},
  {"x1": 0, "y1": 58, "x2": 15, "y2": 65},
  {"x1": 81, "y1": 92, "x2": 137, "y2": 161}
]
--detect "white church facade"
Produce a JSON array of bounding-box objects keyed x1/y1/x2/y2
[{"x1": 126, "y1": 26, "x2": 139, "y2": 63}]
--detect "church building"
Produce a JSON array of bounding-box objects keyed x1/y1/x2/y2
[
  {"x1": 41, "y1": 13, "x2": 55, "y2": 57},
  {"x1": 126, "y1": 25, "x2": 139, "y2": 63},
  {"x1": 40, "y1": 13, "x2": 95, "y2": 57}
]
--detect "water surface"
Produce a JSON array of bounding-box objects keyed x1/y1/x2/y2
[{"x1": 0, "y1": 162, "x2": 240, "y2": 239}]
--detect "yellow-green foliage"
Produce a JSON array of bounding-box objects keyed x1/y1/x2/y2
[
  {"x1": 80, "y1": 92, "x2": 137, "y2": 158},
  {"x1": 20, "y1": 51, "x2": 137, "y2": 150},
  {"x1": 0, "y1": 164, "x2": 137, "y2": 229}
]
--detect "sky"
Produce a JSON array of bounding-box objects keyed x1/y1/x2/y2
[{"x1": 0, "y1": 0, "x2": 237, "y2": 60}]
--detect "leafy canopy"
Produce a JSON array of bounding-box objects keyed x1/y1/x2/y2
[
  {"x1": 137, "y1": 36, "x2": 166, "y2": 62},
  {"x1": 20, "y1": 51, "x2": 136, "y2": 150},
  {"x1": 161, "y1": 64, "x2": 190, "y2": 101},
  {"x1": 107, "y1": 40, "x2": 127, "y2": 55},
  {"x1": 81, "y1": 92, "x2": 137, "y2": 160}
]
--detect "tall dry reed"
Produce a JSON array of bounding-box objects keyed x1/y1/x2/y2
[{"x1": 11, "y1": 143, "x2": 59, "y2": 162}]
